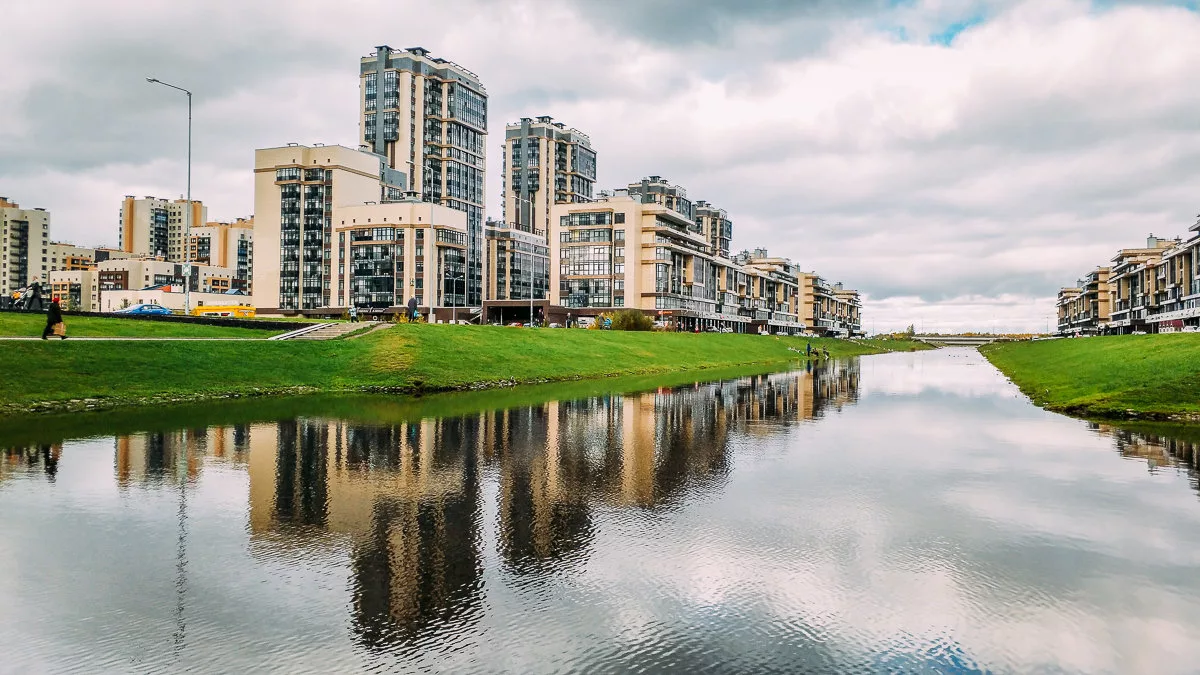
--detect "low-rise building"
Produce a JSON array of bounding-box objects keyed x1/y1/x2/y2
[
  {"x1": 101, "y1": 288, "x2": 252, "y2": 314},
  {"x1": 47, "y1": 243, "x2": 134, "y2": 273},
  {"x1": 96, "y1": 257, "x2": 237, "y2": 296},
  {"x1": 49, "y1": 269, "x2": 100, "y2": 312}
]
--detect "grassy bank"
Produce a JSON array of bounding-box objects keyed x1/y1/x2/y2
[
  {"x1": 980, "y1": 334, "x2": 1200, "y2": 420},
  {"x1": 0, "y1": 325, "x2": 923, "y2": 415},
  {"x1": 0, "y1": 313, "x2": 290, "y2": 338}
]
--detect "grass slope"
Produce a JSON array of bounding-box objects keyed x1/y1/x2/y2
[
  {"x1": 0, "y1": 313, "x2": 289, "y2": 338},
  {"x1": 980, "y1": 334, "x2": 1200, "y2": 419},
  {"x1": 0, "y1": 324, "x2": 923, "y2": 415}
]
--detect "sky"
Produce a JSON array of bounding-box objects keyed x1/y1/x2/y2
[{"x1": 3, "y1": 0, "x2": 1200, "y2": 333}]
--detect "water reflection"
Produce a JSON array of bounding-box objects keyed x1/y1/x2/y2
[
  {"x1": 1091, "y1": 423, "x2": 1200, "y2": 496},
  {"x1": 13, "y1": 353, "x2": 1200, "y2": 673}
]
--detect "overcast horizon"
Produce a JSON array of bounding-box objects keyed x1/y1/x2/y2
[{"x1": 4, "y1": 0, "x2": 1200, "y2": 332}]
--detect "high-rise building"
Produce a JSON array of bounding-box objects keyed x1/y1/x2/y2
[
  {"x1": 0, "y1": 197, "x2": 50, "y2": 297},
  {"x1": 483, "y1": 219, "x2": 550, "y2": 322},
  {"x1": 253, "y1": 143, "x2": 405, "y2": 312},
  {"x1": 359, "y1": 45, "x2": 487, "y2": 306},
  {"x1": 119, "y1": 196, "x2": 207, "y2": 261},
  {"x1": 501, "y1": 116, "x2": 596, "y2": 238},
  {"x1": 694, "y1": 201, "x2": 733, "y2": 260},
  {"x1": 190, "y1": 218, "x2": 254, "y2": 293}
]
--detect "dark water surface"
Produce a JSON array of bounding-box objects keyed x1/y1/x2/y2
[{"x1": 3, "y1": 349, "x2": 1200, "y2": 674}]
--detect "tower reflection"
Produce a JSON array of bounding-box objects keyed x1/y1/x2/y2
[{"x1": 95, "y1": 361, "x2": 861, "y2": 651}]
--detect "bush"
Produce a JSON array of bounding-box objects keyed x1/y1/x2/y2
[{"x1": 610, "y1": 309, "x2": 654, "y2": 331}]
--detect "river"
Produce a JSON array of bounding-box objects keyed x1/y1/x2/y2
[{"x1": 2, "y1": 348, "x2": 1200, "y2": 674}]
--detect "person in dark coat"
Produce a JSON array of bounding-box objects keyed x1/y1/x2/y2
[
  {"x1": 27, "y1": 280, "x2": 44, "y2": 311},
  {"x1": 406, "y1": 296, "x2": 419, "y2": 322},
  {"x1": 42, "y1": 297, "x2": 67, "y2": 340}
]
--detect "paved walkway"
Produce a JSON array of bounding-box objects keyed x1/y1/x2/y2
[{"x1": 0, "y1": 336, "x2": 272, "y2": 341}]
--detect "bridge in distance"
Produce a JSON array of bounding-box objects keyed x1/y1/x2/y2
[{"x1": 912, "y1": 334, "x2": 1013, "y2": 347}]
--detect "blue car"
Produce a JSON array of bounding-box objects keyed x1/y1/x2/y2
[{"x1": 114, "y1": 303, "x2": 173, "y2": 316}]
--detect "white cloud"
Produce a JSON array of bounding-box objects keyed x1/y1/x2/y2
[{"x1": 3, "y1": 0, "x2": 1200, "y2": 331}]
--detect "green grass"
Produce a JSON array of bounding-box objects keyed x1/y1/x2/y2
[
  {"x1": 980, "y1": 334, "x2": 1200, "y2": 419},
  {"x1": 0, "y1": 324, "x2": 924, "y2": 415},
  {"x1": 0, "y1": 313, "x2": 290, "y2": 338}
]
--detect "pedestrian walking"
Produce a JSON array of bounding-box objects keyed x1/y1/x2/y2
[
  {"x1": 406, "y1": 296, "x2": 419, "y2": 323},
  {"x1": 349, "y1": 304, "x2": 359, "y2": 323},
  {"x1": 42, "y1": 297, "x2": 67, "y2": 340},
  {"x1": 806, "y1": 341, "x2": 812, "y2": 357}
]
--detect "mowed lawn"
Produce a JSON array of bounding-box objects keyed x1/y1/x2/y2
[
  {"x1": 0, "y1": 313, "x2": 291, "y2": 339},
  {"x1": 981, "y1": 334, "x2": 1200, "y2": 417},
  {"x1": 0, "y1": 322, "x2": 917, "y2": 412}
]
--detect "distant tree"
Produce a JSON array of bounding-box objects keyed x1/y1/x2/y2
[{"x1": 905, "y1": 323, "x2": 916, "y2": 336}]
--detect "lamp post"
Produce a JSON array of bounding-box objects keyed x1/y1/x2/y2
[{"x1": 146, "y1": 77, "x2": 192, "y2": 315}]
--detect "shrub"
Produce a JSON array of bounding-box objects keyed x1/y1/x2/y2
[{"x1": 610, "y1": 309, "x2": 653, "y2": 331}]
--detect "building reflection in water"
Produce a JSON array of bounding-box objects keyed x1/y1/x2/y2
[
  {"x1": 0, "y1": 444, "x2": 61, "y2": 482},
  {"x1": 71, "y1": 360, "x2": 860, "y2": 652},
  {"x1": 113, "y1": 425, "x2": 252, "y2": 487},
  {"x1": 1090, "y1": 423, "x2": 1200, "y2": 496}
]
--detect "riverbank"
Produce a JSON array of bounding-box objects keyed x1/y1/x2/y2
[
  {"x1": 980, "y1": 334, "x2": 1200, "y2": 421},
  {"x1": 0, "y1": 312, "x2": 291, "y2": 338},
  {"x1": 0, "y1": 325, "x2": 926, "y2": 416}
]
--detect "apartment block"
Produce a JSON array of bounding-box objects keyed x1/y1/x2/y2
[
  {"x1": 1107, "y1": 235, "x2": 1177, "y2": 333},
  {"x1": 253, "y1": 143, "x2": 405, "y2": 312},
  {"x1": 549, "y1": 178, "x2": 815, "y2": 334},
  {"x1": 0, "y1": 197, "x2": 50, "y2": 296},
  {"x1": 332, "y1": 199, "x2": 468, "y2": 312},
  {"x1": 482, "y1": 220, "x2": 550, "y2": 322},
  {"x1": 190, "y1": 218, "x2": 254, "y2": 293},
  {"x1": 119, "y1": 196, "x2": 207, "y2": 261},
  {"x1": 694, "y1": 201, "x2": 733, "y2": 260},
  {"x1": 360, "y1": 45, "x2": 487, "y2": 306},
  {"x1": 501, "y1": 116, "x2": 596, "y2": 237},
  {"x1": 799, "y1": 273, "x2": 861, "y2": 337},
  {"x1": 1056, "y1": 267, "x2": 1111, "y2": 336}
]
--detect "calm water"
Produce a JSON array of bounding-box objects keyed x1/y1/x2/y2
[{"x1": 3, "y1": 349, "x2": 1200, "y2": 674}]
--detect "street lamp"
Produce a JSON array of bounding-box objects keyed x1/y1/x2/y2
[{"x1": 146, "y1": 77, "x2": 193, "y2": 315}]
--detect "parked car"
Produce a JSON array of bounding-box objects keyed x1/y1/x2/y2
[
  {"x1": 1182, "y1": 326, "x2": 1200, "y2": 333},
  {"x1": 1130, "y1": 331, "x2": 1148, "y2": 335},
  {"x1": 114, "y1": 303, "x2": 173, "y2": 315}
]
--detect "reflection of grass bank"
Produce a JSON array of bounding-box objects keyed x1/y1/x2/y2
[
  {"x1": 980, "y1": 334, "x2": 1200, "y2": 420},
  {"x1": 0, "y1": 324, "x2": 925, "y2": 416},
  {"x1": 0, "y1": 363, "x2": 808, "y2": 447}
]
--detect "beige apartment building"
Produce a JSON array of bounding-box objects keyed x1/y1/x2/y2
[
  {"x1": 1107, "y1": 235, "x2": 1177, "y2": 333},
  {"x1": 119, "y1": 196, "x2": 207, "y2": 261},
  {"x1": 49, "y1": 269, "x2": 99, "y2": 311},
  {"x1": 695, "y1": 201, "x2": 733, "y2": 260},
  {"x1": 190, "y1": 218, "x2": 254, "y2": 293},
  {"x1": 501, "y1": 116, "x2": 596, "y2": 237},
  {"x1": 253, "y1": 143, "x2": 406, "y2": 312},
  {"x1": 549, "y1": 178, "x2": 823, "y2": 334},
  {"x1": 799, "y1": 273, "x2": 861, "y2": 337},
  {"x1": 332, "y1": 200, "x2": 468, "y2": 313},
  {"x1": 1, "y1": 197, "x2": 50, "y2": 297},
  {"x1": 360, "y1": 45, "x2": 487, "y2": 306},
  {"x1": 483, "y1": 220, "x2": 550, "y2": 322},
  {"x1": 1055, "y1": 267, "x2": 1111, "y2": 336}
]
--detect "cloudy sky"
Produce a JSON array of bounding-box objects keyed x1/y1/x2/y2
[{"x1": 3, "y1": 0, "x2": 1200, "y2": 332}]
